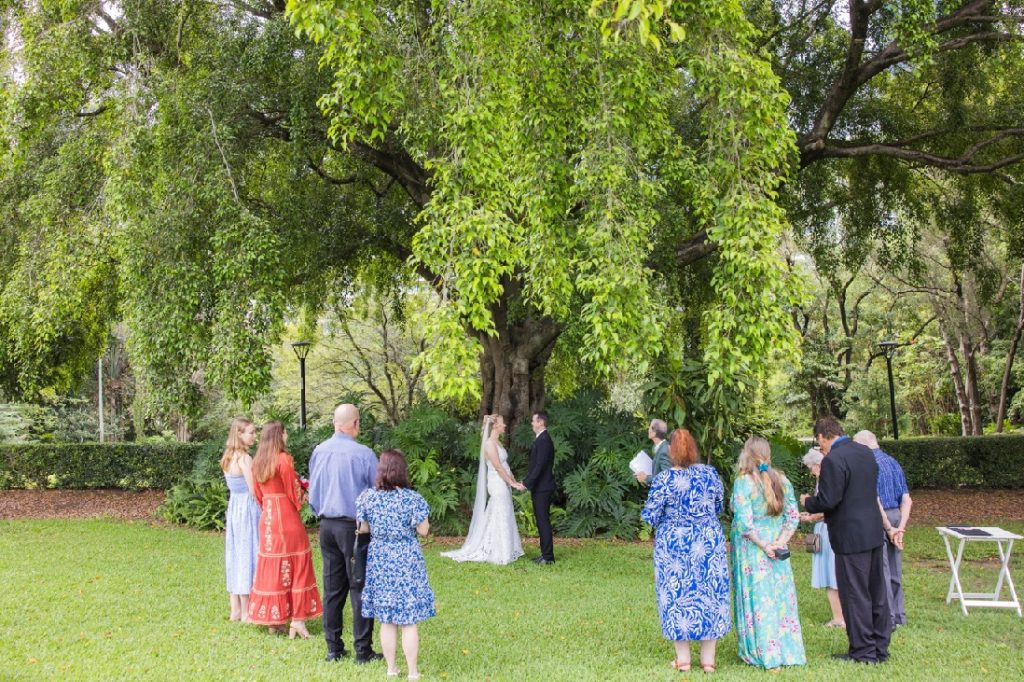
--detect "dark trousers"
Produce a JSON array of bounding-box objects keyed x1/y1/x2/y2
[
  {"x1": 881, "y1": 508, "x2": 906, "y2": 625},
  {"x1": 532, "y1": 490, "x2": 554, "y2": 560},
  {"x1": 320, "y1": 518, "x2": 373, "y2": 655},
  {"x1": 835, "y1": 545, "x2": 892, "y2": 662}
]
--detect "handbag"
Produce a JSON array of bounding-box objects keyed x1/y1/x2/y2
[
  {"x1": 351, "y1": 530, "x2": 371, "y2": 589},
  {"x1": 772, "y1": 546, "x2": 791, "y2": 561},
  {"x1": 804, "y1": 532, "x2": 821, "y2": 554}
]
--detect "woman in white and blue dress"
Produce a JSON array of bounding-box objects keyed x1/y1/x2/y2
[
  {"x1": 641, "y1": 428, "x2": 731, "y2": 673},
  {"x1": 800, "y1": 448, "x2": 845, "y2": 628},
  {"x1": 357, "y1": 449, "x2": 435, "y2": 681},
  {"x1": 221, "y1": 418, "x2": 260, "y2": 622}
]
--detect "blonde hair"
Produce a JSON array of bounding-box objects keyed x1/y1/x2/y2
[
  {"x1": 737, "y1": 436, "x2": 785, "y2": 516},
  {"x1": 220, "y1": 418, "x2": 253, "y2": 472},
  {"x1": 483, "y1": 414, "x2": 502, "y2": 435}
]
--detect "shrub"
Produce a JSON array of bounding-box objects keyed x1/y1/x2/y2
[
  {"x1": 879, "y1": 434, "x2": 1024, "y2": 489},
  {"x1": 377, "y1": 404, "x2": 477, "y2": 535},
  {"x1": 157, "y1": 476, "x2": 229, "y2": 530},
  {"x1": 560, "y1": 448, "x2": 643, "y2": 539},
  {"x1": 0, "y1": 442, "x2": 199, "y2": 490}
]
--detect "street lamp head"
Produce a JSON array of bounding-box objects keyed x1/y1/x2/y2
[
  {"x1": 878, "y1": 340, "x2": 899, "y2": 357},
  {"x1": 291, "y1": 341, "x2": 311, "y2": 361}
]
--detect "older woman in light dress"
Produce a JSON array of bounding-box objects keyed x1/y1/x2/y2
[{"x1": 800, "y1": 447, "x2": 845, "y2": 629}]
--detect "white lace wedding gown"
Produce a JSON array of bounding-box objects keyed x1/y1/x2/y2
[{"x1": 441, "y1": 444, "x2": 524, "y2": 565}]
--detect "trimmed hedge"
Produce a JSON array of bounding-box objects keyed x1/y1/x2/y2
[
  {"x1": 0, "y1": 442, "x2": 201, "y2": 490},
  {"x1": 880, "y1": 434, "x2": 1024, "y2": 489}
]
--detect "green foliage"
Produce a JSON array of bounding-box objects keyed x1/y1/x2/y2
[
  {"x1": 281, "y1": 424, "x2": 336, "y2": 478},
  {"x1": 378, "y1": 404, "x2": 477, "y2": 535},
  {"x1": 289, "y1": 0, "x2": 802, "y2": 407},
  {"x1": 560, "y1": 448, "x2": 643, "y2": 539},
  {"x1": 881, "y1": 435, "x2": 1024, "y2": 490},
  {"x1": 0, "y1": 442, "x2": 199, "y2": 490},
  {"x1": 157, "y1": 476, "x2": 229, "y2": 531},
  {"x1": 0, "y1": 396, "x2": 107, "y2": 443},
  {"x1": 768, "y1": 435, "x2": 814, "y2": 498}
]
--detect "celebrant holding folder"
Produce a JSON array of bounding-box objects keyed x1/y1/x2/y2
[{"x1": 635, "y1": 419, "x2": 670, "y2": 485}]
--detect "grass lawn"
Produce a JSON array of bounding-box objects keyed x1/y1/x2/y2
[{"x1": 1, "y1": 520, "x2": 1022, "y2": 681}]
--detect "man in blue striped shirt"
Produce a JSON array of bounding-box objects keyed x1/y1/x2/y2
[{"x1": 854, "y1": 430, "x2": 913, "y2": 626}]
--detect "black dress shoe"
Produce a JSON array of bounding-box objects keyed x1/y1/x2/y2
[
  {"x1": 325, "y1": 648, "x2": 349, "y2": 662},
  {"x1": 355, "y1": 651, "x2": 384, "y2": 665},
  {"x1": 534, "y1": 558, "x2": 555, "y2": 565}
]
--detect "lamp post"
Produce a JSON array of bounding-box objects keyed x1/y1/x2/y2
[
  {"x1": 291, "y1": 341, "x2": 311, "y2": 430},
  {"x1": 878, "y1": 340, "x2": 901, "y2": 440}
]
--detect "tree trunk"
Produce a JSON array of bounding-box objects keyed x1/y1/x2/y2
[
  {"x1": 939, "y1": 323, "x2": 972, "y2": 436},
  {"x1": 996, "y1": 261, "x2": 1024, "y2": 432},
  {"x1": 477, "y1": 281, "x2": 563, "y2": 438},
  {"x1": 959, "y1": 333, "x2": 984, "y2": 435}
]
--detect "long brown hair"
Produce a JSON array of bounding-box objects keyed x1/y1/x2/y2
[
  {"x1": 253, "y1": 421, "x2": 288, "y2": 483},
  {"x1": 219, "y1": 418, "x2": 253, "y2": 472},
  {"x1": 737, "y1": 435, "x2": 785, "y2": 516}
]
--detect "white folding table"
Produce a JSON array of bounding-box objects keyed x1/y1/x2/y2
[{"x1": 937, "y1": 526, "x2": 1022, "y2": 617}]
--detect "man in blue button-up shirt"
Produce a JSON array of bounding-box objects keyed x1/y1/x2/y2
[
  {"x1": 309, "y1": 404, "x2": 380, "y2": 663},
  {"x1": 854, "y1": 430, "x2": 912, "y2": 626}
]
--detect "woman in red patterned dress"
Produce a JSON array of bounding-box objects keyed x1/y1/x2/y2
[{"x1": 247, "y1": 421, "x2": 323, "y2": 638}]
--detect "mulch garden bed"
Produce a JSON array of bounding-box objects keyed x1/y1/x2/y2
[
  {"x1": 1, "y1": 488, "x2": 1022, "y2": 525},
  {"x1": 0, "y1": 489, "x2": 165, "y2": 521}
]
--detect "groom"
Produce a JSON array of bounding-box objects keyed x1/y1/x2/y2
[{"x1": 523, "y1": 411, "x2": 556, "y2": 564}]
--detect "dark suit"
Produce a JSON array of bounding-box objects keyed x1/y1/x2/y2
[
  {"x1": 805, "y1": 436, "x2": 892, "y2": 662},
  {"x1": 524, "y1": 429, "x2": 556, "y2": 561}
]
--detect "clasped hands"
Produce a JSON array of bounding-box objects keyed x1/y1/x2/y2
[
  {"x1": 511, "y1": 480, "x2": 527, "y2": 492},
  {"x1": 799, "y1": 494, "x2": 905, "y2": 550}
]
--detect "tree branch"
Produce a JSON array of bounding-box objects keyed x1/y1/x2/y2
[
  {"x1": 676, "y1": 229, "x2": 717, "y2": 266},
  {"x1": 798, "y1": 0, "x2": 1018, "y2": 169},
  {"x1": 819, "y1": 143, "x2": 1024, "y2": 174},
  {"x1": 307, "y1": 156, "x2": 357, "y2": 185}
]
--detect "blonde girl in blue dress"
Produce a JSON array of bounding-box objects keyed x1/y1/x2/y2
[{"x1": 220, "y1": 418, "x2": 259, "y2": 622}]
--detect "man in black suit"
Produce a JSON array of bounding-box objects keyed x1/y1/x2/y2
[
  {"x1": 802, "y1": 417, "x2": 892, "y2": 664},
  {"x1": 524, "y1": 411, "x2": 556, "y2": 564}
]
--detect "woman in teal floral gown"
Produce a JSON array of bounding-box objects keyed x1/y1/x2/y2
[{"x1": 730, "y1": 436, "x2": 806, "y2": 669}]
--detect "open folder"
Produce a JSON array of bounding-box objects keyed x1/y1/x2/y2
[{"x1": 629, "y1": 450, "x2": 653, "y2": 477}]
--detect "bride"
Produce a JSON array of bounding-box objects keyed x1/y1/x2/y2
[{"x1": 441, "y1": 415, "x2": 525, "y2": 565}]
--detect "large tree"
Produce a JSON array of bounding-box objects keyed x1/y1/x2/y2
[
  {"x1": 2, "y1": 1, "x2": 1022, "y2": 436},
  {"x1": 2, "y1": 0, "x2": 799, "y2": 434}
]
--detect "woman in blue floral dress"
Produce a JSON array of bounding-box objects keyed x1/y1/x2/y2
[
  {"x1": 356, "y1": 449, "x2": 435, "y2": 680},
  {"x1": 641, "y1": 429, "x2": 731, "y2": 673},
  {"x1": 730, "y1": 436, "x2": 806, "y2": 669}
]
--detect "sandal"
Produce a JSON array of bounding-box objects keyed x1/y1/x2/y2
[
  {"x1": 701, "y1": 663, "x2": 716, "y2": 673},
  {"x1": 824, "y1": 620, "x2": 846, "y2": 629},
  {"x1": 671, "y1": 660, "x2": 691, "y2": 672},
  {"x1": 386, "y1": 670, "x2": 400, "y2": 678}
]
